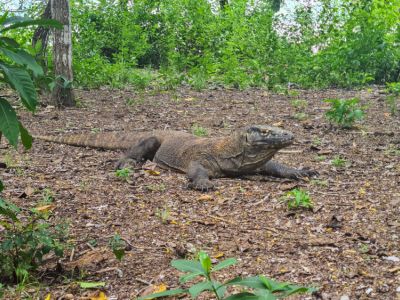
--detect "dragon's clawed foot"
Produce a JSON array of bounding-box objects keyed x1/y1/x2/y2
[
  {"x1": 188, "y1": 178, "x2": 215, "y2": 192},
  {"x1": 115, "y1": 158, "x2": 138, "y2": 170},
  {"x1": 290, "y1": 168, "x2": 319, "y2": 180}
]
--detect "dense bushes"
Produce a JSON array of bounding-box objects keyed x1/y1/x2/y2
[{"x1": 7, "y1": 0, "x2": 399, "y2": 89}]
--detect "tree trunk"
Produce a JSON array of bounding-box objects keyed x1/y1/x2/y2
[{"x1": 51, "y1": 0, "x2": 75, "y2": 107}]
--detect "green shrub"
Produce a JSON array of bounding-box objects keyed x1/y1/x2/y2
[
  {"x1": 138, "y1": 251, "x2": 316, "y2": 300},
  {"x1": 385, "y1": 82, "x2": 400, "y2": 116},
  {"x1": 0, "y1": 199, "x2": 67, "y2": 284},
  {"x1": 109, "y1": 234, "x2": 126, "y2": 261},
  {"x1": 115, "y1": 167, "x2": 132, "y2": 181},
  {"x1": 331, "y1": 156, "x2": 347, "y2": 168},
  {"x1": 191, "y1": 124, "x2": 208, "y2": 137},
  {"x1": 324, "y1": 98, "x2": 365, "y2": 128}
]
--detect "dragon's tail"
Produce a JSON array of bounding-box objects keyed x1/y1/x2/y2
[{"x1": 33, "y1": 132, "x2": 136, "y2": 150}]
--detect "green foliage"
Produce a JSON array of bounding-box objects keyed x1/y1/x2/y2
[
  {"x1": 290, "y1": 99, "x2": 308, "y2": 110},
  {"x1": 155, "y1": 206, "x2": 171, "y2": 224},
  {"x1": 331, "y1": 156, "x2": 347, "y2": 168},
  {"x1": 138, "y1": 251, "x2": 316, "y2": 300},
  {"x1": 386, "y1": 82, "x2": 400, "y2": 95},
  {"x1": 282, "y1": 188, "x2": 313, "y2": 210},
  {"x1": 115, "y1": 167, "x2": 132, "y2": 181},
  {"x1": 0, "y1": 198, "x2": 67, "y2": 284},
  {"x1": 5, "y1": 1, "x2": 398, "y2": 90},
  {"x1": 191, "y1": 124, "x2": 208, "y2": 137},
  {"x1": 385, "y1": 82, "x2": 400, "y2": 115},
  {"x1": 325, "y1": 98, "x2": 365, "y2": 128},
  {"x1": 109, "y1": 234, "x2": 126, "y2": 261},
  {"x1": 0, "y1": 12, "x2": 60, "y2": 190}
]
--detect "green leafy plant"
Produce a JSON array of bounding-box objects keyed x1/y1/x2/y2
[
  {"x1": 314, "y1": 155, "x2": 326, "y2": 162},
  {"x1": 109, "y1": 234, "x2": 126, "y2": 261},
  {"x1": 290, "y1": 99, "x2": 308, "y2": 110},
  {"x1": 115, "y1": 167, "x2": 132, "y2": 181},
  {"x1": 191, "y1": 124, "x2": 208, "y2": 137},
  {"x1": 385, "y1": 82, "x2": 400, "y2": 116},
  {"x1": 293, "y1": 112, "x2": 308, "y2": 121},
  {"x1": 281, "y1": 188, "x2": 313, "y2": 210},
  {"x1": 324, "y1": 98, "x2": 365, "y2": 128},
  {"x1": 385, "y1": 82, "x2": 400, "y2": 95},
  {"x1": 0, "y1": 198, "x2": 67, "y2": 284},
  {"x1": 146, "y1": 183, "x2": 166, "y2": 192},
  {"x1": 138, "y1": 251, "x2": 316, "y2": 300},
  {"x1": 155, "y1": 206, "x2": 171, "y2": 224},
  {"x1": 40, "y1": 188, "x2": 54, "y2": 204},
  {"x1": 0, "y1": 12, "x2": 61, "y2": 189},
  {"x1": 331, "y1": 156, "x2": 347, "y2": 168}
]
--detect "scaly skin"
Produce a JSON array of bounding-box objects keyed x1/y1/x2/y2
[{"x1": 34, "y1": 125, "x2": 317, "y2": 191}]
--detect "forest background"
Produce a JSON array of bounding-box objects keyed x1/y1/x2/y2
[{"x1": 2, "y1": 0, "x2": 399, "y2": 91}]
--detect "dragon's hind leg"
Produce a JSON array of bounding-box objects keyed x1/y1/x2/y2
[{"x1": 115, "y1": 136, "x2": 161, "y2": 169}]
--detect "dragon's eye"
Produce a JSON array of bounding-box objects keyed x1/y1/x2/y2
[{"x1": 248, "y1": 126, "x2": 261, "y2": 133}]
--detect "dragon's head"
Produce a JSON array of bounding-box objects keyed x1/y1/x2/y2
[{"x1": 243, "y1": 125, "x2": 294, "y2": 149}]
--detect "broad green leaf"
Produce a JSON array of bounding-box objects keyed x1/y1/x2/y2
[
  {"x1": 1, "y1": 17, "x2": 62, "y2": 32},
  {"x1": 112, "y1": 248, "x2": 125, "y2": 261},
  {"x1": 224, "y1": 292, "x2": 265, "y2": 300},
  {"x1": 179, "y1": 270, "x2": 203, "y2": 283},
  {"x1": 0, "y1": 97, "x2": 19, "y2": 147},
  {"x1": 214, "y1": 281, "x2": 227, "y2": 299},
  {"x1": 188, "y1": 280, "x2": 213, "y2": 298},
  {"x1": 198, "y1": 251, "x2": 212, "y2": 273},
  {"x1": 0, "y1": 180, "x2": 3, "y2": 192},
  {"x1": 0, "y1": 198, "x2": 20, "y2": 221},
  {"x1": 0, "y1": 63, "x2": 37, "y2": 111},
  {"x1": 0, "y1": 47, "x2": 43, "y2": 77},
  {"x1": 0, "y1": 12, "x2": 8, "y2": 25},
  {"x1": 171, "y1": 259, "x2": 206, "y2": 275},
  {"x1": 137, "y1": 288, "x2": 186, "y2": 300},
  {"x1": 280, "y1": 286, "x2": 317, "y2": 297},
  {"x1": 18, "y1": 122, "x2": 32, "y2": 149},
  {"x1": 224, "y1": 276, "x2": 266, "y2": 290},
  {"x1": 0, "y1": 37, "x2": 19, "y2": 47},
  {"x1": 79, "y1": 281, "x2": 106, "y2": 289},
  {"x1": 259, "y1": 275, "x2": 274, "y2": 290},
  {"x1": 212, "y1": 257, "x2": 237, "y2": 271}
]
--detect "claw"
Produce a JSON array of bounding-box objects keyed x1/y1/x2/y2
[
  {"x1": 115, "y1": 158, "x2": 138, "y2": 170},
  {"x1": 189, "y1": 179, "x2": 215, "y2": 191}
]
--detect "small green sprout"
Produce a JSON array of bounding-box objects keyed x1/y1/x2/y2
[
  {"x1": 324, "y1": 98, "x2": 365, "y2": 128},
  {"x1": 282, "y1": 188, "x2": 313, "y2": 210}
]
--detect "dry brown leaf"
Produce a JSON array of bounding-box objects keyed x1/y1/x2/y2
[
  {"x1": 197, "y1": 195, "x2": 213, "y2": 201},
  {"x1": 213, "y1": 252, "x2": 225, "y2": 259},
  {"x1": 25, "y1": 186, "x2": 35, "y2": 196},
  {"x1": 35, "y1": 204, "x2": 55, "y2": 212},
  {"x1": 153, "y1": 283, "x2": 167, "y2": 293},
  {"x1": 90, "y1": 291, "x2": 108, "y2": 300},
  {"x1": 145, "y1": 170, "x2": 161, "y2": 176}
]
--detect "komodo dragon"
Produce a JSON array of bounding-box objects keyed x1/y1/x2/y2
[{"x1": 34, "y1": 125, "x2": 317, "y2": 190}]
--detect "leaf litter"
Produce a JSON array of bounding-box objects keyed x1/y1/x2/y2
[{"x1": 1, "y1": 87, "x2": 399, "y2": 299}]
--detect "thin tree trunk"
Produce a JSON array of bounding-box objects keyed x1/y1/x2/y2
[{"x1": 51, "y1": 0, "x2": 75, "y2": 107}]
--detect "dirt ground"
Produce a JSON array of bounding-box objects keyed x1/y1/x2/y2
[{"x1": 1, "y1": 87, "x2": 399, "y2": 300}]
